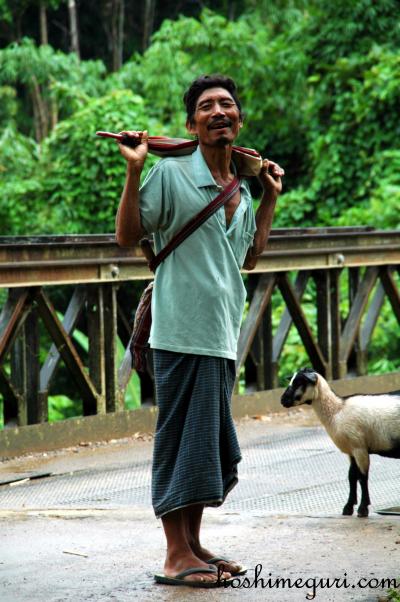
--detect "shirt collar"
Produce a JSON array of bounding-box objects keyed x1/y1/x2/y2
[
  {"x1": 191, "y1": 145, "x2": 242, "y2": 188},
  {"x1": 192, "y1": 146, "x2": 216, "y2": 188}
]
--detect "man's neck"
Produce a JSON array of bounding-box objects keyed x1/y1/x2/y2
[{"x1": 198, "y1": 141, "x2": 233, "y2": 182}]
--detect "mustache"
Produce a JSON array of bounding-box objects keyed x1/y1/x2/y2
[{"x1": 207, "y1": 118, "x2": 232, "y2": 130}]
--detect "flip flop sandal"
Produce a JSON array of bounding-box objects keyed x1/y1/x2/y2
[
  {"x1": 207, "y1": 556, "x2": 248, "y2": 576},
  {"x1": 154, "y1": 566, "x2": 232, "y2": 588}
]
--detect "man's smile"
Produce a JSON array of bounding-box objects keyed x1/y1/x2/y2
[{"x1": 208, "y1": 119, "x2": 232, "y2": 130}]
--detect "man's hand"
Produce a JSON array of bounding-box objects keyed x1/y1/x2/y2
[
  {"x1": 115, "y1": 130, "x2": 148, "y2": 247},
  {"x1": 242, "y1": 159, "x2": 284, "y2": 270},
  {"x1": 258, "y1": 159, "x2": 285, "y2": 199},
  {"x1": 118, "y1": 130, "x2": 149, "y2": 172}
]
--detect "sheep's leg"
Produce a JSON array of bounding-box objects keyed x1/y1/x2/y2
[
  {"x1": 357, "y1": 470, "x2": 371, "y2": 517},
  {"x1": 353, "y1": 450, "x2": 370, "y2": 518},
  {"x1": 342, "y1": 456, "x2": 358, "y2": 516}
]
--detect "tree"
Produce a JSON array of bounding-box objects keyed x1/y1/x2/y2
[
  {"x1": 142, "y1": 0, "x2": 155, "y2": 51},
  {"x1": 0, "y1": 38, "x2": 106, "y2": 140},
  {"x1": 67, "y1": 0, "x2": 79, "y2": 57},
  {"x1": 0, "y1": 0, "x2": 63, "y2": 45},
  {"x1": 0, "y1": 124, "x2": 40, "y2": 235},
  {"x1": 112, "y1": 9, "x2": 309, "y2": 190},
  {"x1": 101, "y1": 0, "x2": 124, "y2": 71},
  {"x1": 28, "y1": 90, "x2": 160, "y2": 235},
  {"x1": 39, "y1": 0, "x2": 48, "y2": 44},
  {"x1": 0, "y1": 0, "x2": 30, "y2": 41}
]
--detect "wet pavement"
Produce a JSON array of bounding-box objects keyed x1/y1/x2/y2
[{"x1": 1, "y1": 408, "x2": 400, "y2": 602}]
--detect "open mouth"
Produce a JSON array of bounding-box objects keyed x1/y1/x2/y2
[{"x1": 208, "y1": 121, "x2": 232, "y2": 130}]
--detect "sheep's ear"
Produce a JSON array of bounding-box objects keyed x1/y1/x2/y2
[{"x1": 301, "y1": 368, "x2": 318, "y2": 384}]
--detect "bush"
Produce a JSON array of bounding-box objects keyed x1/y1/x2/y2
[
  {"x1": 27, "y1": 90, "x2": 162, "y2": 234},
  {"x1": 0, "y1": 125, "x2": 41, "y2": 234}
]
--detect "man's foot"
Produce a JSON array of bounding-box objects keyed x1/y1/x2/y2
[
  {"x1": 155, "y1": 567, "x2": 230, "y2": 588},
  {"x1": 190, "y1": 544, "x2": 245, "y2": 576},
  {"x1": 163, "y1": 551, "x2": 231, "y2": 584}
]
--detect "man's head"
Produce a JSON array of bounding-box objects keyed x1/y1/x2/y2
[
  {"x1": 183, "y1": 74, "x2": 243, "y2": 125},
  {"x1": 184, "y1": 74, "x2": 243, "y2": 146}
]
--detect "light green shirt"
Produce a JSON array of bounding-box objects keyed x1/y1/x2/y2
[{"x1": 139, "y1": 146, "x2": 256, "y2": 360}]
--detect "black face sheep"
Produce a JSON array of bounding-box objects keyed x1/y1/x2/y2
[{"x1": 280, "y1": 368, "x2": 400, "y2": 517}]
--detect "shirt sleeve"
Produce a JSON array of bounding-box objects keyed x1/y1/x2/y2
[{"x1": 139, "y1": 160, "x2": 171, "y2": 234}]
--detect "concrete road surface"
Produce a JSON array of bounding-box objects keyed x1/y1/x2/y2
[{"x1": 1, "y1": 408, "x2": 399, "y2": 602}]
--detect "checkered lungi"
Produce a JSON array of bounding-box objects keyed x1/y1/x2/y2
[{"x1": 151, "y1": 349, "x2": 241, "y2": 518}]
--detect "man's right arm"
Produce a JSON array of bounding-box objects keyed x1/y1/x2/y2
[{"x1": 115, "y1": 130, "x2": 148, "y2": 247}]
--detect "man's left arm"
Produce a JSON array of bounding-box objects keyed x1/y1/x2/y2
[{"x1": 243, "y1": 159, "x2": 284, "y2": 270}]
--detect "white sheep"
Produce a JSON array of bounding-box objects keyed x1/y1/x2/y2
[{"x1": 281, "y1": 367, "x2": 400, "y2": 517}]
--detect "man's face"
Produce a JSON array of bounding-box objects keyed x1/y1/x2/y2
[{"x1": 186, "y1": 86, "x2": 242, "y2": 147}]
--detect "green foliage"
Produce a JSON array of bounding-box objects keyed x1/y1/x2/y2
[
  {"x1": 0, "y1": 85, "x2": 17, "y2": 125},
  {"x1": 274, "y1": 187, "x2": 315, "y2": 227},
  {"x1": 48, "y1": 394, "x2": 83, "y2": 422},
  {"x1": 307, "y1": 47, "x2": 400, "y2": 224},
  {"x1": 304, "y1": 0, "x2": 400, "y2": 65},
  {"x1": 274, "y1": 274, "x2": 400, "y2": 384},
  {"x1": 338, "y1": 150, "x2": 400, "y2": 229},
  {"x1": 0, "y1": 125, "x2": 41, "y2": 234},
  {"x1": 4, "y1": 4, "x2": 399, "y2": 230},
  {"x1": 112, "y1": 8, "x2": 309, "y2": 178},
  {"x1": 0, "y1": 124, "x2": 38, "y2": 174},
  {"x1": 0, "y1": 38, "x2": 107, "y2": 138},
  {"x1": 364, "y1": 291, "x2": 400, "y2": 375},
  {"x1": 387, "y1": 581, "x2": 400, "y2": 602},
  {"x1": 28, "y1": 90, "x2": 160, "y2": 234},
  {"x1": 46, "y1": 312, "x2": 141, "y2": 422}
]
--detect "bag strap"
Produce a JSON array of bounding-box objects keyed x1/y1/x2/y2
[{"x1": 148, "y1": 176, "x2": 241, "y2": 272}]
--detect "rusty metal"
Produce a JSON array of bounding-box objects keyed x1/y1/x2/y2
[
  {"x1": 1, "y1": 227, "x2": 400, "y2": 456},
  {"x1": 2, "y1": 229, "x2": 400, "y2": 286},
  {"x1": 277, "y1": 273, "x2": 326, "y2": 374}
]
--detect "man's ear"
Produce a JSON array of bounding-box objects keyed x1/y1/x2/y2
[{"x1": 186, "y1": 118, "x2": 197, "y2": 136}]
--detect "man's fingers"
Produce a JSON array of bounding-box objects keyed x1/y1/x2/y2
[
  {"x1": 118, "y1": 130, "x2": 146, "y2": 139},
  {"x1": 262, "y1": 159, "x2": 269, "y2": 172},
  {"x1": 124, "y1": 130, "x2": 148, "y2": 146},
  {"x1": 125, "y1": 130, "x2": 142, "y2": 136},
  {"x1": 267, "y1": 161, "x2": 285, "y2": 177},
  {"x1": 261, "y1": 161, "x2": 284, "y2": 179}
]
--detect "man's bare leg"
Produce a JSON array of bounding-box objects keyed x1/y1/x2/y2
[
  {"x1": 183, "y1": 503, "x2": 243, "y2": 575},
  {"x1": 161, "y1": 508, "x2": 230, "y2": 583}
]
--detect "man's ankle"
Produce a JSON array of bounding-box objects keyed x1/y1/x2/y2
[
  {"x1": 188, "y1": 538, "x2": 203, "y2": 554},
  {"x1": 166, "y1": 543, "x2": 193, "y2": 562}
]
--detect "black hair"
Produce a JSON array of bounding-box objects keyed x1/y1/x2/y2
[{"x1": 183, "y1": 74, "x2": 243, "y2": 125}]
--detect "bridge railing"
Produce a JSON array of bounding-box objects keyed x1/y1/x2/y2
[{"x1": 1, "y1": 227, "x2": 400, "y2": 454}]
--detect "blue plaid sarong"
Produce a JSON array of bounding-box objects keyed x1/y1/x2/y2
[{"x1": 152, "y1": 349, "x2": 241, "y2": 518}]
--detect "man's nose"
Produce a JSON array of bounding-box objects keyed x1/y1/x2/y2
[{"x1": 211, "y1": 102, "x2": 225, "y2": 116}]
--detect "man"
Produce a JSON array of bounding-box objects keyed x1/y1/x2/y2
[{"x1": 116, "y1": 74, "x2": 283, "y2": 587}]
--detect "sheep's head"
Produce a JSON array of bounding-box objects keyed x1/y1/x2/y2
[{"x1": 281, "y1": 368, "x2": 318, "y2": 408}]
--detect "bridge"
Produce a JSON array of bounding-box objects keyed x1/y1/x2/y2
[{"x1": 2, "y1": 226, "x2": 400, "y2": 457}]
